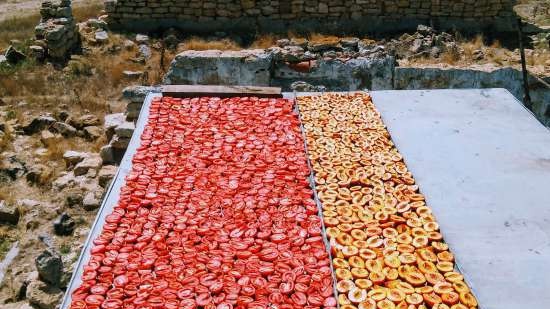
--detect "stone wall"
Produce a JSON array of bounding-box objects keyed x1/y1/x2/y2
[
  {"x1": 104, "y1": 0, "x2": 518, "y2": 34},
  {"x1": 163, "y1": 49, "x2": 550, "y2": 127},
  {"x1": 35, "y1": 0, "x2": 80, "y2": 61}
]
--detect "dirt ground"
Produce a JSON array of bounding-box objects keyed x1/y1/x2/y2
[{"x1": 0, "y1": 0, "x2": 102, "y2": 22}]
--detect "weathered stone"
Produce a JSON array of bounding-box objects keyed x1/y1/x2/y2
[
  {"x1": 94, "y1": 30, "x2": 109, "y2": 43},
  {"x1": 53, "y1": 213, "x2": 75, "y2": 236},
  {"x1": 308, "y1": 39, "x2": 340, "y2": 52},
  {"x1": 110, "y1": 135, "x2": 130, "y2": 149},
  {"x1": 100, "y1": 144, "x2": 115, "y2": 164},
  {"x1": 123, "y1": 39, "x2": 136, "y2": 50},
  {"x1": 115, "y1": 121, "x2": 135, "y2": 138},
  {"x1": 29, "y1": 45, "x2": 46, "y2": 61},
  {"x1": 138, "y1": 44, "x2": 151, "y2": 59},
  {"x1": 35, "y1": 249, "x2": 62, "y2": 286},
  {"x1": 290, "y1": 81, "x2": 326, "y2": 92},
  {"x1": 86, "y1": 18, "x2": 108, "y2": 29},
  {"x1": 164, "y1": 50, "x2": 273, "y2": 86},
  {"x1": 0, "y1": 200, "x2": 20, "y2": 225},
  {"x1": 123, "y1": 70, "x2": 144, "y2": 79},
  {"x1": 98, "y1": 165, "x2": 117, "y2": 187},
  {"x1": 63, "y1": 151, "x2": 88, "y2": 166},
  {"x1": 40, "y1": 130, "x2": 59, "y2": 147},
  {"x1": 53, "y1": 172, "x2": 77, "y2": 190},
  {"x1": 83, "y1": 126, "x2": 102, "y2": 140},
  {"x1": 50, "y1": 122, "x2": 77, "y2": 137},
  {"x1": 0, "y1": 155, "x2": 26, "y2": 182},
  {"x1": 416, "y1": 24, "x2": 434, "y2": 35},
  {"x1": 22, "y1": 116, "x2": 56, "y2": 135},
  {"x1": 26, "y1": 280, "x2": 63, "y2": 309},
  {"x1": 340, "y1": 37, "x2": 360, "y2": 49},
  {"x1": 5, "y1": 46, "x2": 26, "y2": 64},
  {"x1": 74, "y1": 154, "x2": 102, "y2": 176},
  {"x1": 26, "y1": 164, "x2": 52, "y2": 186},
  {"x1": 82, "y1": 191, "x2": 101, "y2": 210},
  {"x1": 135, "y1": 34, "x2": 150, "y2": 44},
  {"x1": 122, "y1": 85, "x2": 158, "y2": 103},
  {"x1": 70, "y1": 114, "x2": 100, "y2": 129},
  {"x1": 104, "y1": 113, "x2": 125, "y2": 140}
]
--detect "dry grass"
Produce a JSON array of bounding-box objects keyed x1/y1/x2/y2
[
  {"x1": 309, "y1": 33, "x2": 340, "y2": 44},
  {"x1": 250, "y1": 34, "x2": 279, "y2": 49},
  {"x1": 73, "y1": 2, "x2": 104, "y2": 21},
  {"x1": 462, "y1": 34, "x2": 485, "y2": 60},
  {"x1": 181, "y1": 37, "x2": 241, "y2": 51},
  {"x1": 0, "y1": 13, "x2": 40, "y2": 50}
]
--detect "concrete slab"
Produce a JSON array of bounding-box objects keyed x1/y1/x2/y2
[{"x1": 371, "y1": 89, "x2": 550, "y2": 309}]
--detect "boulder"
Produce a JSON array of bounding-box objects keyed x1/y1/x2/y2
[
  {"x1": 26, "y1": 280, "x2": 63, "y2": 309},
  {"x1": 53, "y1": 213, "x2": 75, "y2": 236},
  {"x1": 73, "y1": 154, "x2": 102, "y2": 176},
  {"x1": 0, "y1": 200, "x2": 20, "y2": 225},
  {"x1": 164, "y1": 49, "x2": 273, "y2": 86},
  {"x1": 35, "y1": 249, "x2": 62, "y2": 286}
]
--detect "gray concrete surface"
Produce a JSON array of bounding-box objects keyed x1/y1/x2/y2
[{"x1": 371, "y1": 88, "x2": 550, "y2": 309}]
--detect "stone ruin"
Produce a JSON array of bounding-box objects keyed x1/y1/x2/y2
[{"x1": 34, "y1": 0, "x2": 80, "y2": 61}]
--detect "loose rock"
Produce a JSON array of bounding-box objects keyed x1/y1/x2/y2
[
  {"x1": 82, "y1": 126, "x2": 100, "y2": 141},
  {"x1": 94, "y1": 30, "x2": 109, "y2": 43},
  {"x1": 73, "y1": 154, "x2": 102, "y2": 176},
  {"x1": 50, "y1": 122, "x2": 77, "y2": 137},
  {"x1": 0, "y1": 200, "x2": 20, "y2": 225},
  {"x1": 69, "y1": 114, "x2": 100, "y2": 129},
  {"x1": 26, "y1": 280, "x2": 63, "y2": 309},
  {"x1": 5, "y1": 45, "x2": 27, "y2": 64},
  {"x1": 53, "y1": 213, "x2": 75, "y2": 236},
  {"x1": 82, "y1": 191, "x2": 101, "y2": 210},
  {"x1": 115, "y1": 121, "x2": 135, "y2": 138},
  {"x1": 25, "y1": 164, "x2": 52, "y2": 186},
  {"x1": 98, "y1": 165, "x2": 117, "y2": 187},
  {"x1": 22, "y1": 116, "x2": 56, "y2": 135},
  {"x1": 104, "y1": 113, "x2": 124, "y2": 140},
  {"x1": 35, "y1": 248, "x2": 62, "y2": 286},
  {"x1": 63, "y1": 151, "x2": 88, "y2": 167}
]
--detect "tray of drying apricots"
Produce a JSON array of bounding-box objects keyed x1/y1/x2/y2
[{"x1": 62, "y1": 93, "x2": 478, "y2": 309}]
